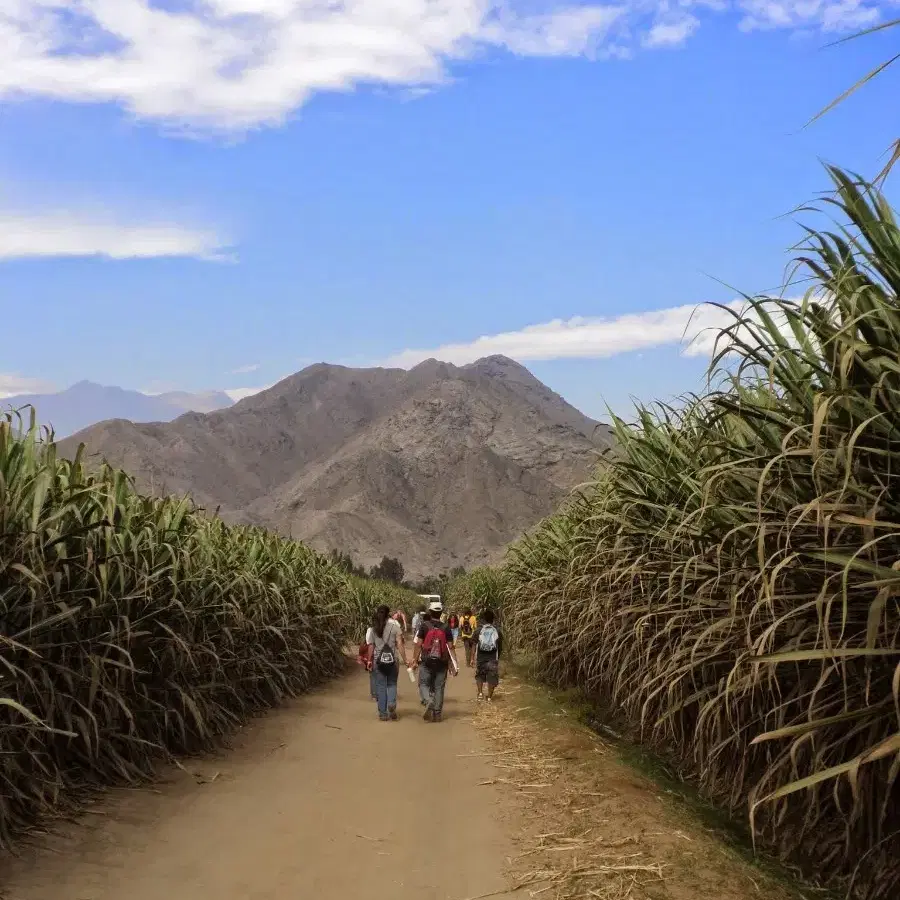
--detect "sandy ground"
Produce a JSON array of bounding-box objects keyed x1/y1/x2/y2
[
  {"x1": 0, "y1": 662, "x2": 795, "y2": 900},
  {"x1": 0, "y1": 662, "x2": 517, "y2": 900}
]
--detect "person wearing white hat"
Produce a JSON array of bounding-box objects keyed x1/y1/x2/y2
[{"x1": 410, "y1": 600, "x2": 458, "y2": 722}]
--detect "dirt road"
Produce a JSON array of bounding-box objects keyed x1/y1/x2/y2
[
  {"x1": 0, "y1": 663, "x2": 517, "y2": 900},
  {"x1": 0, "y1": 662, "x2": 796, "y2": 900}
]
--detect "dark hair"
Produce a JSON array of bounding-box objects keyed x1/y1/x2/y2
[
  {"x1": 372, "y1": 604, "x2": 391, "y2": 638},
  {"x1": 418, "y1": 605, "x2": 426, "y2": 613},
  {"x1": 464, "y1": 608, "x2": 472, "y2": 616},
  {"x1": 482, "y1": 609, "x2": 495, "y2": 624}
]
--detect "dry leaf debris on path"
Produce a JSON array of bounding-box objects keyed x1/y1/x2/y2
[
  {"x1": 469, "y1": 679, "x2": 792, "y2": 900},
  {"x1": 470, "y1": 687, "x2": 665, "y2": 900}
]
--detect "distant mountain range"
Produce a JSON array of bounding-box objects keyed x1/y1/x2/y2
[
  {"x1": 2, "y1": 381, "x2": 234, "y2": 438},
  {"x1": 57, "y1": 356, "x2": 611, "y2": 579}
]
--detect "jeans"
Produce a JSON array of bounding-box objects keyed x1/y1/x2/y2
[
  {"x1": 418, "y1": 664, "x2": 448, "y2": 714},
  {"x1": 369, "y1": 668, "x2": 377, "y2": 699},
  {"x1": 373, "y1": 664, "x2": 398, "y2": 717}
]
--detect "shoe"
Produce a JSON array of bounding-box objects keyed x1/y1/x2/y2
[
  {"x1": 433, "y1": 712, "x2": 442, "y2": 723},
  {"x1": 379, "y1": 714, "x2": 389, "y2": 721},
  {"x1": 423, "y1": 708, "x2": 433, "y2": 722},
  {"x1": 389, "y1": 706, "x2": 398, "y2": 720},
  {"x1": 477, "y1": 693, "x2": 484, "y2": 701}
]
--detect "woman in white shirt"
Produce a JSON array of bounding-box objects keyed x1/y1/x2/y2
[{"x1": 366, "y1": 604, "x2": 409, "y2": 721}]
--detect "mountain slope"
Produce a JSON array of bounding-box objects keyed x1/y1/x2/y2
[
  {"x1": 2, "y1": 382, "x2": 233, "y2": 438},
  {"x1": 61, "y1": 357, "x2": 609, "y2": 577}
]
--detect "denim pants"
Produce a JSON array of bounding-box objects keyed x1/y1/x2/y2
[
  {"x1": 373, "y1": 664, "x2": 398, "y2": 717},
  {"x1": 369, "y1": 668, "x2": 377, "y2": 699},
  {"x1": 418, "y1": 664, "x2": 448, "y2": 714}
]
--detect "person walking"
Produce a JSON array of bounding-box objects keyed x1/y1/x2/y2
[
  {"x1": 410, "y1": 605, "x2": 425, "y2": 638},
  {"x1": 392, "y1": 609, "x2": 408, "y2": 633},
  {"x1": 459, "y1": 608, "x2": 478, "y2": 667},
  {"x1": 411, "y1": 600, "x2": 458, "y2": 722},
  {"x1": 366, "y1": 604, "x2": 408, "y2": 721},
  {"x1": 473, "y1": 609, "x2": 502, "y2": 702},
  {"x1": 358, "y1": 635, "x2": 377, "y2": 701},
  {"x1": 447, "y1": 612, "x2": 460, "y2": 645}
]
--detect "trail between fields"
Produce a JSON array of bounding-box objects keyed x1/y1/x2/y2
[
  {"x1": 0, "y1": 663, "x2": 517, "y2": 900},
  {"x1": 0, "y1": 663, "x2": 792, "y2": 900}
]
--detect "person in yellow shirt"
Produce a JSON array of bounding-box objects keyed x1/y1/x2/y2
[{"x1": 459, "y1": 608, "x2": 478, "y2": 667}]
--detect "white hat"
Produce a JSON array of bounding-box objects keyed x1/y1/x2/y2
[{"x1": 428, "y1": 599, "x2": 443, "y2": 613}]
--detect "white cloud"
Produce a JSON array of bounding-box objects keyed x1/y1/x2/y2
[
  {"x1": 0, "y1": 0, "x2": 624, "y2": 131},
  {"x1": 0, "y1": 0, "x2": 878, "y2": 131},
  {"x1": 225, "y1": 384, "x2": 273, "y2": 401},
  {"x1": 0, "y1": 210, "x2": 229, "y2": 261},
  {"x1": 738, "y1": 0, "x2": 879, "y2": 32},
  {"x1": 643, "y1": 16, "x2": 700, "y2": 47},
  {"x1": 484, "y1": 6, "x2": 623, "y2": 56},
  {"x1": 0, "y1": 373, "x2": 57, "y2": 399},
  {"x1": 384, "y1": 302, "x2": 752, "y2": 368},
  {"x1": 231, "y1": 362, "x2": 261, "y2": 374}
]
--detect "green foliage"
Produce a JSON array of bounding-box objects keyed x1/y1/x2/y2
[
  {"x1": 328, "y1": 548, "x2": 366, "y2": 577},
  {"x1": 407, "y1": 566, "x2": 466, "y2": 596},
  {"x1": 444, "y1": 567, "x2": 507, "y2": 616},
  {"x1": 0, "y1": 411, "x2": 359, "y2": 847},
  {"x1": 369, "y1": 555, "x2": 404, "y2": 584},
  {"x1": 499, "y1": 169, "x2": 900, "y2": 899},
  {"x1": 346, "y1": 575, "x2": 420, "y2": 636}
]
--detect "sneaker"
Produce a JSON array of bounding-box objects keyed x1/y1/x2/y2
[
  {"x1": 477, "y1": 693, "x2": 484, "y2": 701},
  {"x1": 433, "y1": 712, "x2": 442, "y2": 723},
  {"x1": 423, "y1": 708, "x2": 433, "y2": 722},
  {"x1": 379, "y1": 714, "x2": 389, "y2": 721},
  {"x1": 389, "y1": 706, "x2": 398, "y2": 721}
]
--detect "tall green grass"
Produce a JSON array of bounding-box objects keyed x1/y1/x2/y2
[
  {"x1": 0, "y1": 412, "x2": 374, "y2": 846},
  {"x1": 444, "y1": 566, "x2": 507, "y2": 616},
  {"x1": 499, "y1": 169, "x2": 900, "y2": 899}
]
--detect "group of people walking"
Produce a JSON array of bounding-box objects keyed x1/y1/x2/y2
[{"x1": 358, "y1": 600, "x2": 502, "y2": 722}]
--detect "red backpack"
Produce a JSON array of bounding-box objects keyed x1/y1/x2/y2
[{"x1": 421, "y1": 622, "x2": 449, "y2": 669}]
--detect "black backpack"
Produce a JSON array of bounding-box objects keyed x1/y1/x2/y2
[{"x1": 375, "y1": 625, "x2": 396, "y2": 672}]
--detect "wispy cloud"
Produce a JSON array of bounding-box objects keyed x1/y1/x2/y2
[
  {"x1": 643, "y1": 16, "x2": 699, "y2": 48},
  {"x1": 738, "y1": 0, "x2": 879, "y2": 32},
  {"x1": 224, "y1": 385, "x2": 273, "y2": 402},
  {"x1": 0, "y1": 373, "x2": 57, "y2": 399},
  {"x1": 0, "y1": 211, "x2": 230, "y2": 261},
  {"x1": 0, "y1": 0, "x2": 878, "y2": 132},
  {"x1": 231, "y1": 363, "x2": 260, "y2": 375},
  {"x1": 384, "y1": 302, "x2": 749, "y2": 368}
]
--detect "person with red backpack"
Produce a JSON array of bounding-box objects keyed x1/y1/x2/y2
[{"x1": 410, "y1": 600, "x2": 458, "y2": 722}]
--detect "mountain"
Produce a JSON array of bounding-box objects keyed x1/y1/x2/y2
[
  {"x1": 59, "y1": 357, "x2": 610, "y2": 578},
  {"x1": 156, "y1": 390, "x2": 234, "y2": 414},
  {"x1": 1, "y1": 382, "x2": 233, "y2": 437}
]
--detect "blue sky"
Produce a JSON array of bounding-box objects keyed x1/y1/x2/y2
[{"x1": 0, "y1": 0, "x2": 897, "y2": 423}]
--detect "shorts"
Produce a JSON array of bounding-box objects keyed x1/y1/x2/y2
[{"x1": 475, "y1": 657, "x2": 499, "y2": 686}]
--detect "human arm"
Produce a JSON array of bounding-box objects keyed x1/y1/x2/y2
[
  {"x1": 446, "y1": 626, "x2": 459, "y2": 675},
  {"x1": 410, "y1": 627, "x2": 423, "y2": 668},
  {"x1": 365, "y1": 627, "x2": 376, "y2": 670},
  {"x1": 396, "y1": 624, "x2": 410, "y2": 667}
]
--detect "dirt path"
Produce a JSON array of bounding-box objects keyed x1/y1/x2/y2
[
  {"x1": 0, "y1": 663, "x2": 517, "y2": 900},
  {"x1": 0, "y1": 663, "x2": 798, "y2": 900}
]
